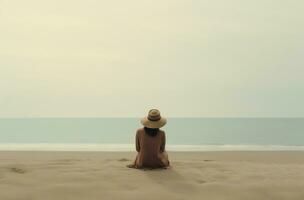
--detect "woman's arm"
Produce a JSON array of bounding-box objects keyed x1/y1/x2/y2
[
  {"x1": 160, "y1": 132, "x2": 166, "y2": 153},
  {"x1": 136, "y1": 130, "x2": 140, "y2": 152}
]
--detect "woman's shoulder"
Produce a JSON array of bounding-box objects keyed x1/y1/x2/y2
[
  {"x1": 136, "y1": 128, "x2": 145, "y2": 135},
  {"x1": 158, "y1": 129, "x2": 165, "y2": 135}
]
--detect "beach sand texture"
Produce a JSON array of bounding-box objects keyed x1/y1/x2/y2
[{"x1": 0, "y1": 151, "x2": 304, "y2": 200}]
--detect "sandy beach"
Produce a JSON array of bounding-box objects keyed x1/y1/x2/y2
[{"x1": 0, "y1": 151, "x2": 304, "y2": 200}]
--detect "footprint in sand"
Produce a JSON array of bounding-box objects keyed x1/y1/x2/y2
[
  {"x1": 118, "y1": 158, "x2": 130, "y2": 162},
  {"x1": 196, "y1": 180, "x2": 207, "y2": 184},
  {"x1": 10, "y1": 167, "x2": 26, "y2": 174}
]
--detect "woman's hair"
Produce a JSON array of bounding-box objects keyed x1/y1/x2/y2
[{"x1": 144, "y1": 127, "x2": 159, "y2": 137}]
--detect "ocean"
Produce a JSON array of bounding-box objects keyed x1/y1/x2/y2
[{"x1": 0, "y1": 118, "x2": 303, "y2": 151}]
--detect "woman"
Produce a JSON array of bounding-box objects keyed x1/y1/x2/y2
[{"x1": 128, "y1": 109, "x2": 170, "y2": 169}]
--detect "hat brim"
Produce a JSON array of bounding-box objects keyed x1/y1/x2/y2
[{"x1": 140, "y1": 117, "x2": 167, "y2": 129}]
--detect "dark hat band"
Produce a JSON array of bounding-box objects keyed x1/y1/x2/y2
[{"x1": 148, "y1": 115, "x2": 161, "y2": 121}]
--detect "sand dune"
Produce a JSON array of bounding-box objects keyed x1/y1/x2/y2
[{"x1": 0, "y1": 151, "x2": 304, "y2": 200}]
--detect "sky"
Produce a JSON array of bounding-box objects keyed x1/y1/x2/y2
[{"x1": 0, "y1": 0, "x2": 303, "y2": 117}]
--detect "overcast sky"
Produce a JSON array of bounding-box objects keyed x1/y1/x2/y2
[{"x1": 0, "y1": 0, "x2": 303, "y2": 117}]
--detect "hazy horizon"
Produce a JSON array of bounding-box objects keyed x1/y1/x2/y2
[{"x1": 1, "y1": 0, "x2": 303, "y2": 117}]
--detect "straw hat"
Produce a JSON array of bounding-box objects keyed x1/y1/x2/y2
[{"x1": 140, "y1": 109, "x2": 167, "y2": 129}]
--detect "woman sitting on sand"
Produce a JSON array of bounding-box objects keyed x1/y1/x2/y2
[{"x1": 128, "y1": 109, "x2": 170, "y2": 169}]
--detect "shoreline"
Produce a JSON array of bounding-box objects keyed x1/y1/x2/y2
[{"x1": 1, "y1": 143, "x2": 304, "y2": 151}]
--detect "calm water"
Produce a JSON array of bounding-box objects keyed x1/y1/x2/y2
[{"x1": 0, "y1": 118, "x2": 303, "y2": 146}]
